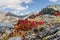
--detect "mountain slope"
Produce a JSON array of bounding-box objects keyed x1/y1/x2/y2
[{"x1": 47, "y1": 4, "x2": 60, "y2": 11}]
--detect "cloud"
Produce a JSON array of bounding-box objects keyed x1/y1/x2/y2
[
  {"x1": 49, "y1": 0, "x2": 58, "y2": 2},
  {"x1": 23, "y1": 0, "x2": 33, "y2": 4},
  {"x1": 0, "y1": 0, "x2": 32, "y2": 11}
]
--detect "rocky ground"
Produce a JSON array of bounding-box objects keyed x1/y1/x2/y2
[
  {"x1": 24, "y1": 23, "x2": 60, "y2": 40},
  {"x1": 0, "y1": 14, "x2": 60, "y2": 40},
  {"x1": 24, "y1": 15, "x2": 60, "y2": 40}
]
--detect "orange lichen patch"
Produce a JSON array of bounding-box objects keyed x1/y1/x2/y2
[{"x1": 9, "y1": 30, "x2": 26, "y2": 38}]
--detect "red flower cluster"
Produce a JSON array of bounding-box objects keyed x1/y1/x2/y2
[
  {"x1": 14, "y1": 19, "x2": 45, "y2": 31},
  {"x1": 54, "y1": 12, "x2": 60, "y2": 16}
]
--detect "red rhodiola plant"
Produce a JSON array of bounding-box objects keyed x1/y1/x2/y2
[{"x1": 14, "y1": 19, "x2": 45, "y2": 31}]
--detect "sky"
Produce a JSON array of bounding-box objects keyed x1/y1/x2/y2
[{"x1": 0, "y1": 0, "x2": 60, "y2": 15}]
